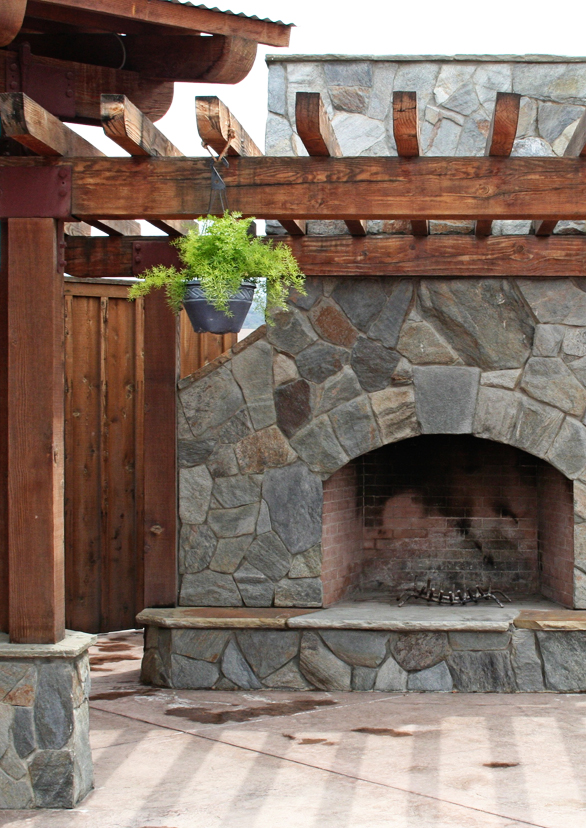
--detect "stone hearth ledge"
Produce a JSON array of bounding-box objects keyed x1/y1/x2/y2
[{"x1": 0, "y1": 631, "x2": 95, "y2": 809}]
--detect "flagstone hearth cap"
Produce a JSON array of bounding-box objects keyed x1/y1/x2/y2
[
  {"x1": 514, "y1": 610, "x2": 586, "y2": 630},
  {"x1": 137, "y1": 606, "x2": 317, "y2": 629}
]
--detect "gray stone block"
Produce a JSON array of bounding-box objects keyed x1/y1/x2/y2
[
  {"x1": 35, "y1": 663, "x2": 74, "y2": 751},
  {"x1": 257, "y1": 500, "x2": 271, "y2": 534},
  {"x1": 72, "y1": 703, "x2": 93, "y2": 803},
  {"x1": 391, "y1": 632, "x2": 451, "y2": 671},
  {"x1": 180, "y1": 366, "x2": 244, "y2": 439},
  {"x1": 236, "y1": 631, "x2": 300, "y2": 678},
  {"x1": 473, "y1": 386, "x2": 519, "y2": 444},
  {"x1": 172, "y1": 630, "x2": 230, "y2": 663},
  {"x1": 414, "y1": 366, "x2": 480, "y2": 434},
  {"x1": 536, "y1": 631, "x2": 586, "y2": 691},
  {"x1": 521, "y1": 357, "x2": 586, "y2": 417},
  {"x1": 216, "y1": 409, "x2": 254, "y2": 444},
  {"x1": 233, "y1": 564, "x2": 275, "y2": 607},
  {"x1": 447, "y1": 651, "x2": 517, "y2": 692},
  {"x1": 246, "y1": 532, "x2": 292, "y2": 582},
  {"x1": 0, "y1": 742, "x2": 27, "y2": 781},
  {"x1": 449, "y1": 632, "x2": 511, "y2": 650},
  {"x1": 329, "y1": 397, "x2": 382, "y2": 459},
  {"x1": 179, "y1": 466, "x2": 213, "y2": 524},
  {"x1": 352, "y1": 666, "x2": 377, "y2": 691},
  {"x1": 30, "y1": 750, "x2": 75, "y2": 809},
  {"x1": 209, "y1": 535, "x2": 252, "y2": 574},
  {"x1": 511, "y1": 630, "x2": 545, "y2": 691},
  {"x1": 309, "y1": 298, "x2": 358, "y2": 348},
  {"x1": 221, "y1": 640, "x2": 262, "y2": 690},
  {"x1": 408, "y1": 662, "x2": 453, "y2": 691},
  {"x1": 351, "y1": 337, "x2": 400, "y2": 392},
  {"x1": 314, "y1": 367, "x2": 363, "y2": 416},
  {"x1": 178, "y1": 439, "x2": 216, "y2": 468},
  {"x1": 511, "y1": 396, "x2": 564, "y2": 458},
  {"x1": 273, "y1": 353, "x2": 299, "y2": 386},
  {"x1": 170, "y1": 655, "x2": 220, "y2": 689},
  {"x1": 208, "y1": 503, "x2": 259, "y2": 538},
  {"x1": 268, "y1": 63, "x2": 286, "y2": 115},
  {"x1": 370, "y1": 386, "x2": 419, "y2": 444},
  {"x1": 547, "y1": 416, "x2": 586, "y2": 478},
  {"x1": 179, "y1": 524, "x2": 217, "y2": 574},
  {"x1": 533, "y1": 324, "x2": 565, "y2": 357},
  {"x1": 564, "y1": 327, "x2": 586, "y2": 357},
  {"x1": 0, "y1": 664, "x2": 28, "y2": 701},
  {"x1": 263, "y1": 462, "x2": 323, "y2": 554},
  {"x1": 274, "y1": 578, "x2": 323, "y2": 607},
  {"x1": 397, "y1": 317, "x2": 459, "y2": 365},
  {"x1": 368, "y1": 280, "x2": 413, "y2": 348},
  {"x1": 332, "y1": 278, "x2": 386, "y2": 332},
  {"x1": 517, "y1": 278, "x2": 586, "y2": 324},
  {"x1": 374, "y1": 656, "x2": 408, "y2": 691},
  {"x1": 232, "y1": 341, "x2": 276, "y2": 430},
  {"x1": 12, "y1": 707, "x2": 35, "y2": 758},
  {"x1": 266, "y1": 306, "x2": 317, "y2": 355},
  {"x1": 289, "y1": 278, "x2": 323, "y2": 311},
  {"x1": 418, "y1": 279, "x2": 533, "y2": 369},
  {"x1": 263, "y1": 660, "x2": 313, "y2": 690},
  {"x1": 321, "y1": 630, "x2": 388, "y2": 667},
  {"x1": 324, "y1": 61, "x2": 373, "y2": 88},
  {"x1": 299, "y1": 632, "x2": 352, "y2": 691},
  {"x1": 207, "y1": 444, "x2": 239, "y2": 478},
  {"x1": 480, "y1": 369, "x2": 522, "y2": 390},
  {"x1": 0, "y1": 767, "x2": 33, "y2": 809},
  {"x1": 297, "y1": 342, "x2": 349, "y2": 384},
  {"x1": 235, "y1": 425, "x2": 297, "y2": 475},
  {"x1": 330, "y1": 86, "x2": 369, "y2": 114},
  {"x1": 275, "y1": 379, "x2": 312, "y2": 438},
  {"x1": 213, "y1": 475, "x2": 261, "y2": 509},
  {"x1": 289, "y1": 545, "x2": 321, "y2": 578},
  {"x1": 179, "y1": 571, "x2": 242, "y2": 606}
]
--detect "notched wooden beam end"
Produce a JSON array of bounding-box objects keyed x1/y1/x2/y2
[
  {"x1": 196, "y1": 96, "x2": 262, "y2": 158},
  {"x1": 393, "y1": 91, "x2": 420, "y2": 158},
  {"x1": 295, "y1": 92, "x2": 342, "y2": 158}
]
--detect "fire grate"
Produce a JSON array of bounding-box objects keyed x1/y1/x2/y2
[{"x1": 397, "y1": 579, "x2": 512, "y2": 608}]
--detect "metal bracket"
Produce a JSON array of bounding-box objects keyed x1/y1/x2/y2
[
  {"x1": 6, "y1": 44, "x2": 76, "y2": 119},
  {"x1": 132, "y1": 240, "x2": 181, "y2": 276},
  {"x1": 0, "y1": 167, "x2": 72, "y2": 219}
]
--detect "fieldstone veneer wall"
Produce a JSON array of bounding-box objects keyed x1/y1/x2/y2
[{"x1": 177, "y1": 276, "x2": 586, "y2": 610}]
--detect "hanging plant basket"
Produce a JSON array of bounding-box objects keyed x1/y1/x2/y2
[{"x1": 183, "y1": 279, "x2": 255, "y2": 334}]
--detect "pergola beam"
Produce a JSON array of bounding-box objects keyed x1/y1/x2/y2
[
  {"x1": 476, "y1": 92, "x2": 521, "y2": 236},
  {"x1": 7, "y1": 155, "x2": 586, "y2": 221},
  {"x1": 393, "y1": 91, "x2": 427, "y2": 236},
  {"x1": 65, "y1": 233, "x2": 586, "y2": 279},
  {"x1": 296, "y1": 92, "x2": 366, "y2": 236}
]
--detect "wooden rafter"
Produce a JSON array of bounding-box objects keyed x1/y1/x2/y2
[
  {"x1": 9, "y1": 155, "x2": 586, "y2": 222},
  {"x1": 535, "y1": 109, "x2": 586, "y2": 236},
  {"x1": 65, "y1": 234, "x2": 586, "y2": 280},
  {"x1": 196, "y1": 96, "x2": 306, "y2": 236},
  {"x1": 393, "y1": 92, "x2": 427, "y2": 236},
  {"x1": 295, "y1": 92, "x2": 366, "y2": 236},
  {"x1": 25, "y1": 0, "x2": 291, "y2": 46},
  {"x1": 101, "y1": 94, "x2": 192, "y2": 237},
  {"x1": 476, "y1": 92, "x2": 521, "y2": 236}
]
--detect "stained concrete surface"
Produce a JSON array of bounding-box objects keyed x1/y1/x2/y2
[{"x1": 1, "y1": 631, "x2": 586, "y2": 827}]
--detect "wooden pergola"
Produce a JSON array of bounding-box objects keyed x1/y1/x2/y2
[{"x1": 2, "y1": 4, "x2": 586, "y2": 646}]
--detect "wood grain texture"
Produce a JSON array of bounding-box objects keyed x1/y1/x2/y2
[
  {"x1": 27, "y1": 0, "x2": 292, "y2": 46},
  {"x1": 65, "y1": 233, "x2": 586, "y2": 278},
  {"x1": 11, "y1": 155, "x2": 586, "y2": 221},
  {"x1": 196, "y1": 96, "x2": 305, "y2": 235},
  {"x1": 393, "y1": 92, "x2": 427, "y2": 237},
  {"x1": 1, "y1": 49, "x2": 174, "y2": 125},
  {"x1": 180, "y1": 312, "x2": 236, "y2": 378},
  {"x1": 143, "y1": 291, "x2": 178, "y2": 608},
  {"x1": 476, "y1": 92, "x2": 521, "y2": 236},
  {"x1": 535, "y1": 108, "x2": 586, "y2": 236},
  {"x1": 295, "y1": 92, "x2": 366, "y2": 236},
  {"x1": 0, "y1": 222, "x2": 8, "y2": 632},
  {"x1": 0, "y1": 0, "x2": 26, "y2": 47},
  {"x1": 7, "y1": 219, "x2": 65, "y2": 644},
  {"x1": 0, "y1": 93, "x2": 103, "y2": 157}
]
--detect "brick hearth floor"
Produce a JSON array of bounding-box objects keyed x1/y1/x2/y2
[{"x1": 2, "y1": 631, "x2": 586, "y2": 828}]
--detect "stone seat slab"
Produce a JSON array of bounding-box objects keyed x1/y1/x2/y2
[
  {"x1": 136, "y1": 607, "x2": 318, "y2": 629},
  {"x1": 514, "y1": 609, "x2": 586, "y2": 630}
]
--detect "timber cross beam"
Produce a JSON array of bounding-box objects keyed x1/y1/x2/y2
[{"x1": 2, "y1": 155, "x2": 586, "y2": 222}]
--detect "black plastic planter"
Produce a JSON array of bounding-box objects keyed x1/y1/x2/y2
[{"x1": 182, "y1": 280, "x2": 255, "y2": 334}]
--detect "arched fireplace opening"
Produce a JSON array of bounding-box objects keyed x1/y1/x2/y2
[{"x1": 321, "y1": 435, "x2": 574, "y2": 607}]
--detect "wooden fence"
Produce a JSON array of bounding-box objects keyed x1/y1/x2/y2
[{"x1": 64, "y1": 278, "x2": 235, "y2": 633}]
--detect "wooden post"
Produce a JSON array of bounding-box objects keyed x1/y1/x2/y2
[
  {"x1": 0, "y1": 221, "x2": 8, "y2": 633},
  {"x1": 143, "y1": 290, "x2": 178, "y2": 608},
  {"x1": 6, "y1": 218, "x2": 65, "y2": 643}
]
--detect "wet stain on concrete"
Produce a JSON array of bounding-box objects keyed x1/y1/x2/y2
[
  {"x1": 165, "y1": 698, "x2": 337, "y2": 725},
  {"x1": 283, "y1": 734, "x2": 337, "y2": 745},
  {"x1": 90, "y1": 654, "x2": 142, "y2": 666},
  {"x1": 483, "y1": 761, "x2": 519, "y2": 768},
  {"x1": 353, "y1": 727, "x2": 413, "y2": 737},
  {"x1": 91, "y1": 688, "x2": 158, "y2": 701}
]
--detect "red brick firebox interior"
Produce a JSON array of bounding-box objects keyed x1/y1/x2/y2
[{"x1": 321, "y1": 436, "x2": 574, "y2": 607}]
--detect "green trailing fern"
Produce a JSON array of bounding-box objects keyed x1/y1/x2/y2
[{"x1": 128, "y1": 212, "x2": 305, "y2": 322}]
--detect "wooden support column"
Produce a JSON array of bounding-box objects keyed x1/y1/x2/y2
[
  {"x1": 393, "y1": 91, "x2": 427, "y2": 236},
  {"x1": 0, "y1": 222, "x2": 8, "y2": 633},
  {"x1": 6, "y1": 218, "x2": 65, "y2": 643},
  {"x1": 142, "y1": 291, "x2": 178, "y2": 608}
]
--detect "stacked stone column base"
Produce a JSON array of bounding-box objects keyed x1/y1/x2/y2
[{"x1": 0, "y1": 631, "x2": 95, "y2": 810}]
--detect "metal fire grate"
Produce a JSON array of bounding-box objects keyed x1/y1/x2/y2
[{"x1": 397, "y1": 579, "x2": 512, "y2": 608}]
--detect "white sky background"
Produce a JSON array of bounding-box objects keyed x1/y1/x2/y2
[{"x1": 70, "y1": 0, "x2": 586, "y2": 232}]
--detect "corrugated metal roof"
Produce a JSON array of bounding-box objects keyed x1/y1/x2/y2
[{"x1": 157, "y1": 0, "x2": 292, "y2": 27}]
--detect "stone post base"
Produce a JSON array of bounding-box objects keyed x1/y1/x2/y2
[{"x1": 0, "y1": 630, "x2": 96, "y2": 809}]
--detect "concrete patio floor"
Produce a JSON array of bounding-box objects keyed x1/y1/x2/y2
[{"x1": 1, "y1": 631, "x2": 586, "y2": 828}]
